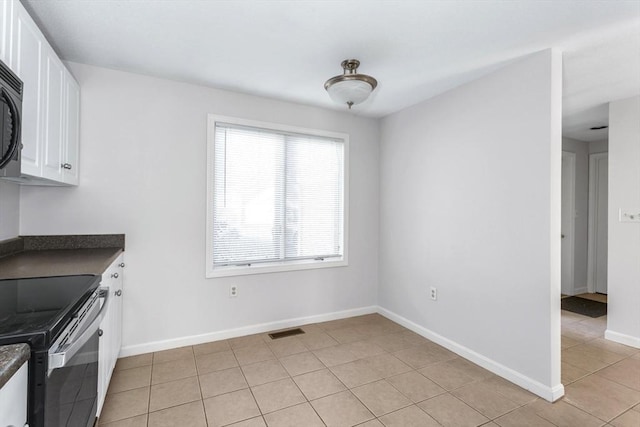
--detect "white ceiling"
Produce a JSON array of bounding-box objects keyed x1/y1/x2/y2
[{"x1": 22, "y1": 0, "x2": 640, "y2": 142}]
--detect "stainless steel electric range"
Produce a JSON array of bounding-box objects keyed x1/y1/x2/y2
[{"x1": 0, "y1": 275, "x2": 108, "y2": 427}]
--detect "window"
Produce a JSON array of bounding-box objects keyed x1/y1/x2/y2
[{"x1": 206, "y1": 115, "x2": 348, "y2": 277}]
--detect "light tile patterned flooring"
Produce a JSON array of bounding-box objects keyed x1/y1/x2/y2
[{"x1": 99, "y1": 312, "x2": 640, "y2": 426}]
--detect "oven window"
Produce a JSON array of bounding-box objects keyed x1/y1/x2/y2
[{"x1": 45, "y1": 331, "x2": 99, "y2": 426}]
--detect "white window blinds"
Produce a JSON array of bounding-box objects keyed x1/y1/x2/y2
[{"x1": 212, "y1": 122, "x2": 344, "y2": 267}]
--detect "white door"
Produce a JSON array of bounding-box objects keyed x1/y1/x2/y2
[
  {"x1": 561, "y1": 151, "x2": 576, "y2": 295},
  {"x1": 588, "y1": 153, "x2": 608, "y2": 294},
  {"x1": 41, "y1": 49, "x2": 65, "y2": 181}
]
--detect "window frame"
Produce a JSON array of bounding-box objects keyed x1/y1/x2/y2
[{"x1": 206, "y1": 114, "x2": 349, "y2": 278}]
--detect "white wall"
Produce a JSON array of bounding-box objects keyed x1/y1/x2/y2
[
  {"x1": 379, "y1": 50, "x2": 563, "y2": 400},
  {"x1": 562, "y1": 137, "x2": 590, "y2": 294},
  {"x1": 589, "y1": 140, "x2": 608, "y2": 154},
  {"x1": 0, "y1": 180, "x2": 20, "y2": 241},
  {"x1": 19, "y1": 63, "x2": 380, "y2": 353},
  {"x1": 606, "y1": 95, "x2": 640, "y2": 348}
]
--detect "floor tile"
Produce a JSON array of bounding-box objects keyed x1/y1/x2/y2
[
  {"x1": 195, "y1": 349, "x2": 238, "y2": 374},
  {"x1": 107, "y1": 365, "x2": 151, "y2": 394},
  {"x1": 418, "y1": 393, "x2": 489, "y2": 427},
  {"x1": 351, "y1": 380, "x2": 412, "y2": 417},
  {"x1": 149, "y1": 376, "x2": 201, "y2": 412},
  {"x1": 564, "y1": 374, "x2": 640, "y2": 421},
  {"x1": 328, "y1": 326, "x2": 371, "y2": 343},
  {"x1": 234, "y1": 343, "x2": 276, "y2": 365},
  {"x1": 526, "y1": 399, "x2": 605, "y2": 427},
  {"x1": 480, "y1": 376, "x2": 537, "y2": 406},
  {"x1": 228, "y1": 417, "x2": 267, "y2": 427},
  {"x1": 268, "y1": 336, "x2": 308, "y2": 358},
  {"x1": 377, "y1": 405, "x2": 441, "y2": 426},
  {"x1": 153, "y1": 346, "x2": 194, "y2": 364},
  {"x1": 366, "y1": 333, "x2": 416, "y2": 352},
  {"x1": 193, "y1": 339, "x2": 231, "y2": 356},
  {"x1": 392, "y1": 346, "x2": 444, "y2": 369},
  {"x1": 241, "y1": 359, "x2": 289, "y2": 386},
  {"x1": 610, "y1": 409, "x2": 640, "y2": 427},
  {"x1": 597, "y1": 358, "x2": 640, "y2": 391},
  {"x1": 493, "y1": 406, "x2": 555, "y2": 426},
  {"x1": 364, "y1": 353, "x2": 412, "y2": 378},
  {"x1": 115, "y1": 354, "x2": 153, "y2": 371},
  {"x1": 199, "y1": 366, "x2": 248, "y2": 398},
  {"x1": 445, "y1": 358, "x2": 494, "y2": 381},
  {"x1": 147, "y1": 400, "x2": 206, "y2": 427},
  {"x1": 251, "y1": 378, "x2": 306, "y2": 414},
  {"x1": 356, "y1": 419, "x2": 384, "y2": 427},
  {"x1": 386, "y1": 370, "x2": 446, "y2": 403},
  {"x1": 229, "y1": 334, "x2": 266, "y2": 350},
  {"x1": 311, "y1": 390, "x2": 375, "y2": 427},
  {"x1": 279, "y1": 351, "x2": 325, "y2": 376},
  {"x1": 562, "y1": 362, "x2": 590, "y2": 385},
  {"x1": 299, "y1": 332, "x2": 339, "y2": 350},
  {"x1": 587, "y1": 338, "x2": 639, "y2": 357},
  {"x1": 313, "y1": 344, "x2": 359, "y2": 367},
  {"x1": 452, "y1": 381, "x2": 520, "y2": 419},
  {"x1": 99, "y1": 414, "x2": 147, "y2": 427},
  {"x1": 564, "y1": 344, "x2": 626, "y2": 366},
  {"x1": 292, "y1": 368, "x2": 347, "y2": 400},
  {"x1": 151, "y1": 357, "x2": 197, "y2": 385},
  {"x1": 100, "y1": 387, "x2": 150, "y2": 424},
  {"x1": 343, "y1": 340, "x2": 386, "y2": 359},
  {"x1": 204, "y1": 389, "x2": 261, "y2": 427},
  {"x1": 263, "y1": 402, "x2": 324, "y2": 427},
  {"x1": 419, "y1": 360, "x2": 478, "y2": 390},
  {"x1": 330, "y1": 359, "x2": 382, "y2": 388}
]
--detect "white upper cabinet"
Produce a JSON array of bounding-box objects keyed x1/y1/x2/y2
[
  {"x1": 10, "y1": 0, "x2": 45, "y2": 177},
  {"x1": 0, "y1": 0, "x2": 12, "y2": 64},
  {"x1": 63, "y1": 69, "x2": 80, "y2": 185},
  {"x1": 4, "y1": 0, "x2": 80, "y2": 186}
]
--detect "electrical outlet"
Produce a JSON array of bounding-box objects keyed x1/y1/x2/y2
[
  {"x1": 229, "y1": 285, "x2": 238, "y2": 298},
  {"x1": 430, "y1": 287, "x2": 437, "y2": 301}
]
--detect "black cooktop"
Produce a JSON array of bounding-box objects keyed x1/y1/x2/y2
[{"x1": 0, "y1": 275, "x2": 101, "y2": 350}]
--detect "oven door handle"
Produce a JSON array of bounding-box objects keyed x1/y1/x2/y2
[{"x1": 49, "y1": 287, "x2": 110, "y2": 370}]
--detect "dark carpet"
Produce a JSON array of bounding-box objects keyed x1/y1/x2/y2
[{"x1": 561, "y1": 296, "x2": 607, "y2": 318}]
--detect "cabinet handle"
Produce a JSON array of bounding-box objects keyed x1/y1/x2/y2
[
  {"x1": 98, "y1": 329, "x2": 103, "y2": 337},
  {"x1": 61, "y1": 163, "x2": 72, "y2": 170},
  {"x1": 115, "y1": 289, "x2": 122, "y2": 297},
  {"x1": 119, "y1": 262, "x2": 125, "y2": 268},
  {"x1": 111, "y1": 272, "x2": 119, "y2": 279}
]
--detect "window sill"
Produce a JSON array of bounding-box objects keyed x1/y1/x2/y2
[{"x1": 206, "y1": 258, "x2": 348, "y2": 278}]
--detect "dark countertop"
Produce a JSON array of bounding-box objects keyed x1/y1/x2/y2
[
  {"x1": 0, "y1": 247, "x2": 123, "y2": 280},
  {"x1": 0, "y1": 234, "x2": 125, "y2": 280},
  {"x1": 0, "y1": 344, "x2": 30, "y2": 389}
]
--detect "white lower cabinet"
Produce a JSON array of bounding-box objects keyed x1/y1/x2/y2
[
  {"x1": 0, "y1": 362, "x2": 28, "y2": 427},
  {"x1": 97, "y1": 253, "x2": 125, "y2": 417}
]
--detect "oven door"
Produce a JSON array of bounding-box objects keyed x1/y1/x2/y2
[{"x1": 45, "y1": 289, "x2": 109, "y2": 427}]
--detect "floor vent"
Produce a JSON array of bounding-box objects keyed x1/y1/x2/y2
[{"x1": 268, "y1": 328, "x2": 305, "y2": 340}]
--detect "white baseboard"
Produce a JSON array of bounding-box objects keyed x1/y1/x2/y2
[
  {"x1": 377, "y1": 307, "x2": 564, "y2": 402},
  {"x1": 605, "y1": 329, "x2": 640, "y2": 349},
  {"x1": 119, "y1": 305, "x2": 377, "y2": 358}
]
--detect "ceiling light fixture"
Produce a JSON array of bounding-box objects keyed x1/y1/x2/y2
[{"x1": 324, "y1": 59, "x2": 378, "y2": 109}]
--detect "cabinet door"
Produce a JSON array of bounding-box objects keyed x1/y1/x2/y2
[
  {"x1": 0, "y1": 363, "x2": 28, "y2": 426},
  {"x1": 0, "y1": 0, "x2": 11, "y2": 65},
  {"x1": 112, "y1": 255, "x2": 125, "y2": 358},
  {"x1": 41, "y1": 48, "x2": 64, "y2": 181},
  {"x1": 11, "y1": 2, "x2": 44, "y2": 177},
  {"x1": 63, "y1": 71, "x2": 80, "y2": 185},
  {"x1": 97, "y1": 286, "x2": 112, "y2": 417}
]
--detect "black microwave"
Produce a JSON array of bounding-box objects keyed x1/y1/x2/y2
[{"x1": 0, "y1": 58, "x2": 23, "y2": 178}]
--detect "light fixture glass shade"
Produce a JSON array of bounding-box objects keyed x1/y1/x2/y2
[
  {"x1": 326, "y1": 79, "x2": 374, "y2": 107},
  {"x1": 324, "y1": 59, "x2": 378, "y2": 109}
]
